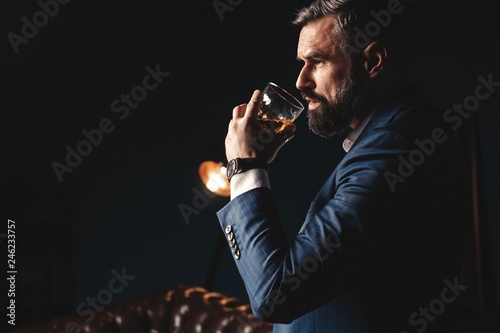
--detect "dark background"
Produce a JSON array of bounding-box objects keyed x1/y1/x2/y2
[{"x1": 1, "y1": 0, "x2": 499, "y2": 330}]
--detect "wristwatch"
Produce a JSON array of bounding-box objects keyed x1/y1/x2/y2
[{"x1": 226, "y1": 158, "x2": 268, "y2": 181}]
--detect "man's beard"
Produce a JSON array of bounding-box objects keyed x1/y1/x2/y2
[{"x1": 302, "y1": 67, "x2": 364, "y2": 138}]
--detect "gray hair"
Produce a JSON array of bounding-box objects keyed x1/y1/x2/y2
[{"x1": 293, "y1": 0, "x2": 404, "y2": 62}]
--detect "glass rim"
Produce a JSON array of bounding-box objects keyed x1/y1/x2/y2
[{"x1": 266, "y1": 82, "x2": 304, "y2": 111}]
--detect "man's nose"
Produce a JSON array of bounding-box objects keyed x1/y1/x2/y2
[{"x1": 296, "y1": 66, "x2": 315, "y2": 91}]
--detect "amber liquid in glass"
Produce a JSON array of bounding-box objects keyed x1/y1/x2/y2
[{"x1": 257, "y1": 119, "x2": 292, "y2": 133}]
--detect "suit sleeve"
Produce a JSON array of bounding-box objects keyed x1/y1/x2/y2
[{"x1": 216, "y1": 150, "x2": 388, "y2": 323}]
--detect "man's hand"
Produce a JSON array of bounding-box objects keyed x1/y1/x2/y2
[{"x1": 225, "y1": 90, "x2": 296, "y2": 164}]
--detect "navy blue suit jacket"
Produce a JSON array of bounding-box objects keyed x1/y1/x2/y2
[{"x1": 217, "y1": 85, "x2": 468, "y2": 333}]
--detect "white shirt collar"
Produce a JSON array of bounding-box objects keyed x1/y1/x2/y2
[{"x1": 342, "y1": 111, "x2": 375, "y2": 153}]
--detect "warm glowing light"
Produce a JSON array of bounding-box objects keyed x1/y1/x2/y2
[
  {"x1": 198, "y1": 161, "x2": 230, "y2": 197},
  {"x1": 206, "y1": 172, "x2": 228, "y2": 192}
]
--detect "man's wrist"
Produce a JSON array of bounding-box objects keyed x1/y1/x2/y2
[{"x1": 226, "y1": 158, "x2": 268, "y2": 181}]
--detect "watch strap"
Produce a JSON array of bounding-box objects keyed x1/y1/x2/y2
[{"x1": 226, "y1": 158, "x2": 268, "y2": 181}]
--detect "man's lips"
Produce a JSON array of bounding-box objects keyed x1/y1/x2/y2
[{"x1": 305, "y1": 97, "x2": 320, "y2": 110}]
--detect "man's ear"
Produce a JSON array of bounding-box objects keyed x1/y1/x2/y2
[{"x1": 362, "y1": 41, "x2": 387, "y2": 79}]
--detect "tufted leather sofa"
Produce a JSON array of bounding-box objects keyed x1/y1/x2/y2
[{"x1": 12, "y1": 285, "x2": 272, "y2": 333}]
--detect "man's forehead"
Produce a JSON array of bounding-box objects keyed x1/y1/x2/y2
[{"x1": 297, "y1": 16, "x2": 340, "y2": 56}]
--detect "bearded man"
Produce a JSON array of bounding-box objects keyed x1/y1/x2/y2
[{"x1": 217, "y1": 1, "x2": 468, "y2": 332}]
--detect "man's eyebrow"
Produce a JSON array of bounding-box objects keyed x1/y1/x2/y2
[{"x1": 297, "y1": 52, "x2": 328, "y2": 61}]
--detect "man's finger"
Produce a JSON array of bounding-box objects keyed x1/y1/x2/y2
[
  {"x1": 245, "y1": 90, "x2": 262, "y2": 119},
  {"x1": 232, "y1": 104, "x2": 247, "y2": 119}
]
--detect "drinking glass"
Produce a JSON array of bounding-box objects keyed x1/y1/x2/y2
[{"x1": 257, "y1": 82, "x2": 304, "y2": 133}]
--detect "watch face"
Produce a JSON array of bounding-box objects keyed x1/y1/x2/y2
[{"x1": 226, "y1": 159, "x2": 238, "y2": 179}]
